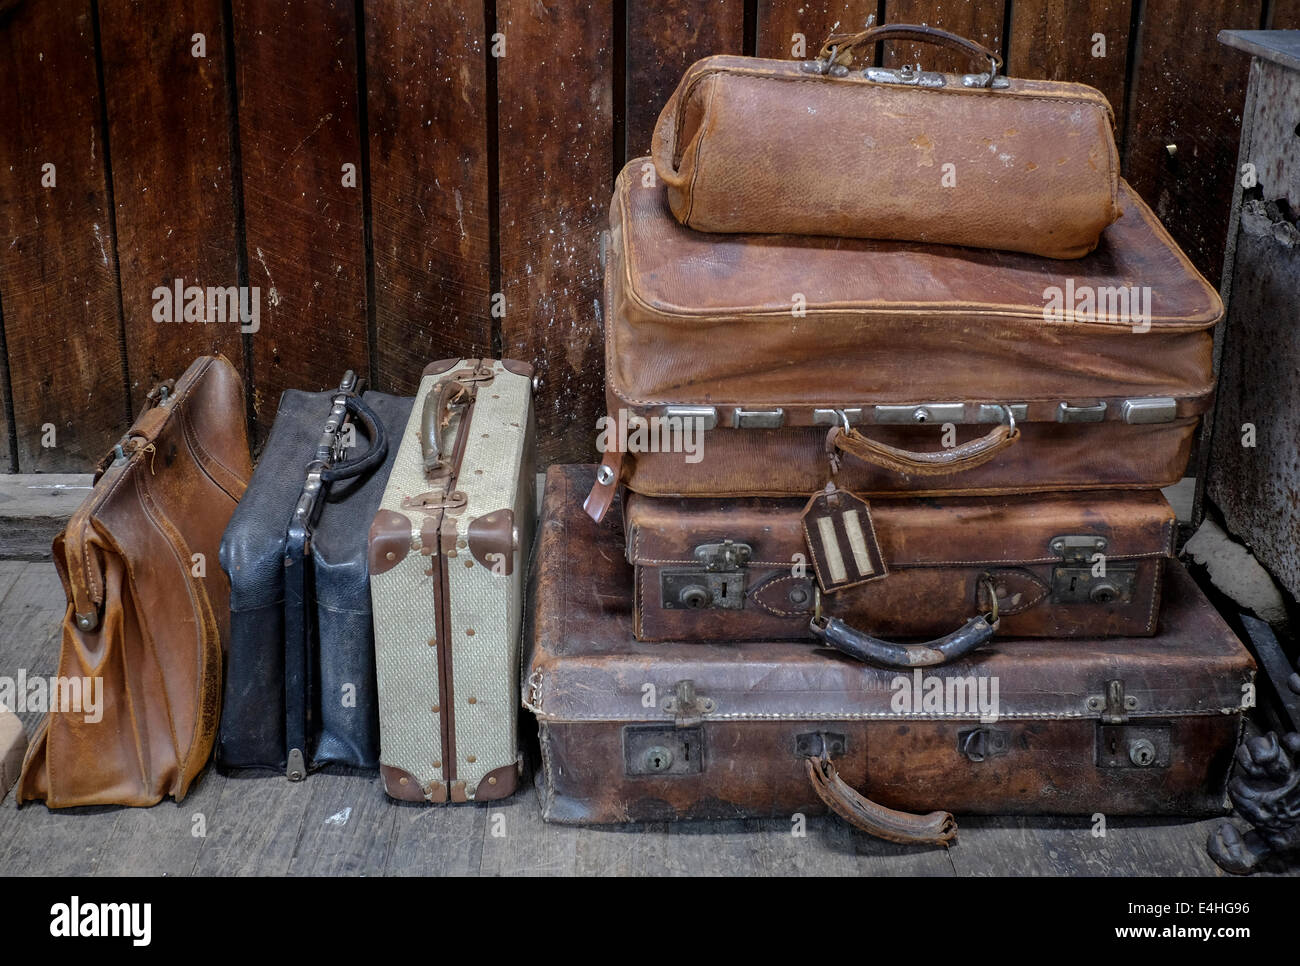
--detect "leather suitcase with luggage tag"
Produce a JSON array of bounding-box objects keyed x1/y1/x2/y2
[
  {"x1": 585, "y1": 158, "x2": 1222, "y2": 521},
  {"x1": 532, "y1": 466, "x2": 1254, "y2": 845},
  {"x1": 219, "y1": 372, "x2": 410, "y2": 777},
  {"x1": 625, "y1": 487, "x2": 1175, "y2": 644},
  {"x1": 368, "y1": 358, "x2": 536, "y2": 804}
]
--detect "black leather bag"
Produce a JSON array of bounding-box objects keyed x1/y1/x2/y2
[{"x1": 217, "y1": 372, "x2": 411, "y2": 777}]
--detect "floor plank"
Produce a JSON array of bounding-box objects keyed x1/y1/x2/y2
[{"x1": 0, "y1": 562, "x2": 1294, "y2": 876}]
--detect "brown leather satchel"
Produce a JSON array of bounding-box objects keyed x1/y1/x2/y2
[
  {"x1": 18, "y1": 355, "x2": 252, "y2": 807},
  {"x1": 651, "y1": 23, "x2": 1122, "y2": 258}
]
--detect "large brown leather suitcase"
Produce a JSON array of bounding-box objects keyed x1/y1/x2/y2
[
  {"x1": 531, "y1": 467, "x2": 1253, "y2": 845},
  {"x1": 586, "y1": 160, "x2": 1222, "y2": 520},
  {"x1": 625, "y1": 488, "x2": 1175, "y2": 643}
]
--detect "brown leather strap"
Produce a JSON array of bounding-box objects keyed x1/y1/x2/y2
[
  {"x1": 829, "y1": 423, "x2": 1019, "y2": 477},
  {"x1": 583, "y1": 449, "x2": 625, "y2": 523},
  {"x1": 806, "y1": 756, "x2": 957, "y2": 846},
  {"x1": 819, "y1": 23, "x2": 1003, "y2": 73}
]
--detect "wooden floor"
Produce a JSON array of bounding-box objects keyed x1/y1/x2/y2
[{"x1": 0, "y1": 558, "x2": 1287, "y2": 877}]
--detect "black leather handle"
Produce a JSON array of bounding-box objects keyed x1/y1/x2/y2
[
  {"x1": 320, "y1": 394, "x2": 388, "y2": 483},
  {"x1": 810, "y1": 613, "x2": 997, "y2": 667}
]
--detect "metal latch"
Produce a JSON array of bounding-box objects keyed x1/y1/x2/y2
[
  {"x1": 1087, "y1": 679, "x2": 1139, "y2": 724},
  {"x1": 663, "y1": 405, "x2": 718, "y2": 431},
  {"x1": 623, "y1": 724, "x2": 704, "y2": 776},
  {"x1": 661, "y1": 680, "x2": 715, "y2": 727},
  {"x1": 1049, "y1": 535, "x2": 1137, "y2": 604},
  {"x1": 733, "y1": 407, "x2": 784, "y2": 429},
  {"x1": 661, "y1": 541, "x2": 751, "y2": 610},
  {"x1": 958, "y1": 727, "x2": 1010, "y2": 762},
  {"x1": 1088, "y1": 680, "x2": 1169, "y2": 768},
  {"x1": 864, "y1": 64, "x2": 946, "y2": 87},
  {"x1": 1057, "y1": 401, "x2": 1107, "y2": 423}
]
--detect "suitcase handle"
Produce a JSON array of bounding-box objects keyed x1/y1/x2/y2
[
  {"x1": 809, "y1": 611, "x2": 998, "y2": 667},
  {"x1": 320, "y1": 394, "x2": 388, "y2": 483},
  {"x1": 818, "y1": 22, "x2": 1003, "y2": 77},
  {"x1": 805, "y1": 750, "x2": 958, "y2": 846},
  {"x1": 420, "y1": 379, "x2": 473, "y2": 475},
  {"x1": 828, "y1": 414, "x2": 1019, "y2": 478}
]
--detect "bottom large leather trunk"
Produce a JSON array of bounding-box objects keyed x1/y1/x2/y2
[{"x1": 527, "y1": 467, "x2": 1253, "y2": 832}]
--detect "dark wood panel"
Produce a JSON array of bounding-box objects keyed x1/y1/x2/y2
[
  {"x1": 882, "y1": 0, "x2": 1006, "y2": 74},
  {"x1": 0, "y1": 1, "x2": 129, "y2": 472},
  {"x1": 496, "y1": 0, "x2": 613, "y2": 465},
  {"x1": 366, "y1": 0, "x2": 492, "y2": 393},
  {"x1": 232, "y1": 0, "x2": 369, "y2": 440},
  {"x1": 626, "y1": 0, "x2": 746, "y2": 158},
  {"x1": 98, "y1": 0, "x2": 241, "y2": 404},
  {"x1": 1009, "y1": 0, "x2": 1133, "y2": 131},
  {"x1": 757, "y1": 1, "x2": 879, "y2": 59},
  {"x1": 1124, "y1": 0, "x2": 1262, "y2": 286}
]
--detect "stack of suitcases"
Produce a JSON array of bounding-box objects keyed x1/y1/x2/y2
[{"x1": 525, "y1": 23, "x2": 1256, "y2": 844}]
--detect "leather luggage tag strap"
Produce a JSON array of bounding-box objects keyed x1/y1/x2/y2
[{"x1": 800, "y1": 484, "x2": 887, "y2": 593}]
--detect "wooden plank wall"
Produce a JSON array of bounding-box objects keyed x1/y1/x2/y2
[{"x1": 0, "y1": 0, "x2": 1279, "y2": 471}]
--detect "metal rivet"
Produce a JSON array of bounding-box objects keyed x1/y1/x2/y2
[
  {"x1": 468, "y1": 697, "x2": 477, "y2": 705},
  {"x1": 399, "y1": 776, "x2": 409, "y2": 786},
  {"x1": 596, "y1": 464, "x2": 615, "y2": 486},
  {"x1": 385, "y1": 551, "x2": 395, "y2": 561},
  {"x1": 488, "y1": 776, "x2": 497, "y2": 785},
  {"x1": 474, "y1": 469, "x2": 483, "y2": 475},
  {"x1": 466, "y1": 755, "x2": 477, "y2": 763},
  {"x1": 466, "y1": 628, "x2": 475, "y2": 636},
  {"x1": 464, "y1": 560, "x2": 473, "y2": 568},
  {"x1": 457, "y1": 539, "x2": 467, "y2": 548},
  {"x1": 431, "y1": 704, "x2": 440, "y2": 713},
  {"x1": 433, "y1": 760, "x2": 442, "y2": 769},
  {"x1": 428, "y1": 637, "x2": 437, "y2": 647},
  {"x1": 447, "y1": 549, "x2": 457, "y2": 558},
  {"x1": 913, "y1": 407, "x2": 931, "y2": 423}
]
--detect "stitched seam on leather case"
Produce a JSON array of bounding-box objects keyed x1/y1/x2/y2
[
  {"x1": 180, "y1": 405, "x2": 246, "y2": 503},
  {"x1": 1144, "y1": 558, "x2": 1162, "y2": 635},
  {"x1": 134, "y1": 472, "x2": 210, "y2": 788},
  {"x1": 682, "y1": 75, "x2": 719, "y2": 226},
  {"x1": 613, "y1": 182, "x2": 1221, "y2": 329},
  {"x1": 530, "y1": 707, "x2": 1244, "y2": 723}
]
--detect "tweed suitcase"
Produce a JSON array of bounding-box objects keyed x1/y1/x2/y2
[
  {"x1": 585, "y1": 159, "x2": 1222, "y2": 520},
  {"x1": 625, "y1": 488, "x2": 1175, "y2": 645},
  {"x1": 531, "y1": 466, "x2": 1253, "y2": 845},
  {"x1": 369, "y1": 358, "x2": 535, "y2": 803}
]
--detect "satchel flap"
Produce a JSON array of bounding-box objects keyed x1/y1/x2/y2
[{"x1": 625, "y1": 490, "x2": 1175, "y2": 570}]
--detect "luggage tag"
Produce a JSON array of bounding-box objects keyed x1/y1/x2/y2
[{"x1": 802, "y1": 421, "x2": 887, "y2": 593}]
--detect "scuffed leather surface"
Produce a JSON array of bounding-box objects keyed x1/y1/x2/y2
[
  {"x1": 218, "y1": 388, "x2": 411, "y2": 770},
  {"x1": 625, "y1": 488, "x2": 1173, "y2": 641},
  {"x1": 609, "y1": 160, "x2": 1220, "y2": 412},
  {"x1": 18, "y1": 356, "x2": 251, "y2": 807},
  {"x1": 652, "y1": 56, "x2": 1121, "y2": 258},
  {"x1": 526, "y1": 466, "x2": 1253, "y2": 823}
]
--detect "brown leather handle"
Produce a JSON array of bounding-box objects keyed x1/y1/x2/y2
[
  {"x1": 829, "y1": 421, "x2": 1019, "y2": 477},
  {"x1": 819, "y1": 23, "x2": 1003, "y2": 74},
  {"x1": 806, "y1": 755, "x2": 957, "y2": 846},
  {"x1": 421, "y1": 379, "x2": 472, "y2": 475}
]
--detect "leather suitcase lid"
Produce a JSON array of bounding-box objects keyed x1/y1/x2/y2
[
  {"x1": 624, "y1": 489, "x2": 1175, "y2": 569},
  {"x1": 527, "y1": 466, "x2": 1254, "y2": 722},
  {"x1": 616, "y1": 164, "x2": 1220, "y2": 329}
]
